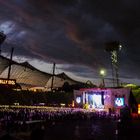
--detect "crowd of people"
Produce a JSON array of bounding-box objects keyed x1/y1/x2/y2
[
  {"x1": 0, "y1": 106, "x2": 139, "y2": 140},
  {"x1": 0, "y1": 106, "x2": 119, "y2": 133}
]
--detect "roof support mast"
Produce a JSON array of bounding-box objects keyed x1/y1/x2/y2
[
  {"x1": 7, "y1": 47, "x2": 14, "y2": 80},
  {"x1": 51, "y1": 62, "x2": 55, "y2": 91}
]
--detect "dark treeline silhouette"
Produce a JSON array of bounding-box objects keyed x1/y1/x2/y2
[
  {"x1": 55, "y1": 81, "x2": 96, "y2": 92},
  {"x1": 0, "y1": 90, "x2": 73, "y2": 106},
  {"x1": 0, "y1": 81, "x2": 97, "y2": 106}
]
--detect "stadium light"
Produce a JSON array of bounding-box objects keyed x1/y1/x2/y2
[{"x1": 100, "y1": 69, "x2": 106, "y2": 87}]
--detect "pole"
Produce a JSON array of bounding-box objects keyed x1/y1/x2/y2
[
  {"x1": 111, "y1": 61, "x2": 115, "y2": 87},
  {"x1": 102, "y1": 77, "x2": 105, "y2": 87},
  {"x1": 100, "y1": 69, "x2": 106, "y2": 88},
  {"x1": 51, "y1": 62, "x2": 55, "y2": 91},
  {"x1": 115, "y1": 53, "x2": 119, "y2": 87},
  {"x1": 7, "y1": 47, "x2": 14, "y2": 80}
]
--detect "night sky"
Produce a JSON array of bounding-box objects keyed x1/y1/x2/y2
[{"x1": 0, "y1": 0, "x2": 140, "y2": 85}]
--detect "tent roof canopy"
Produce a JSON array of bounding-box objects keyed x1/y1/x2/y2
[{"x1": 0, "y1": 55, "x2": 83, "y2": 89}]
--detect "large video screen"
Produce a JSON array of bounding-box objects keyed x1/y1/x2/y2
[
  {"x1": 114, "y1": 97, "x2": 125, "y2": 107},
  {"x1": 88, "y1": 94, "x2": 104, "y2": 109}
]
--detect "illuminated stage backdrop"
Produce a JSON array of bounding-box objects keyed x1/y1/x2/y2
[{"x1": 74, "y1": 88, "x2": 131, "y2": 113}]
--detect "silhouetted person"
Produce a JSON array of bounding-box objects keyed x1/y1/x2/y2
[{"x1": 118, "y1": 105, "x2": 132, "y2": 139}]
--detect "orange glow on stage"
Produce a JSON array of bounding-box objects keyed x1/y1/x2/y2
[{"x1": 138, "y1": 104, "x2": 140, "y2": 114}]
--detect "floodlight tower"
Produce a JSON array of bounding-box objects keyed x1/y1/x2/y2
[
  {"x1": 105, "y1": 41, "x2": 122, "y2": 87},
  {"x1": 0, "y1": 31, "x2": 6, "y2": 55}
]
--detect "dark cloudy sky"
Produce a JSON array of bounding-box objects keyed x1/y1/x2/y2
[{"x1": 0, "y1": 0, "x2": 140, "y2": 85}]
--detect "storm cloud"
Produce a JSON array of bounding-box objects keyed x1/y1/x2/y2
[{"x1": 0, "y1": 0, "x2": 140, "y2": 84}]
